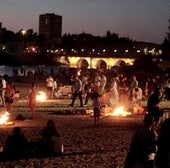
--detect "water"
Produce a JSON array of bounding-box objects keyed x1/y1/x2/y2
[{"x1": 0, "y1": 65, "x2": 67, "y2": 77}]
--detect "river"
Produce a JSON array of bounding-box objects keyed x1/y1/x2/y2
[{"x1": 0, "y1": 65, "x2": 67, "y2": 77}]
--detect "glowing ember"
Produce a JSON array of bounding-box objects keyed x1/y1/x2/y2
[
  {"x1": 36, "y1": 91, "x2": 47, "y2": 102},
  {"x1": 0, "y1": 110, "x2": 13, "y2": 125},
  {"x1": 111, "y1": 106, "x2": 131, "y2": 117}
]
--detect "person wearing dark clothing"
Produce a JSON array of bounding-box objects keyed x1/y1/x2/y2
[
  {"x1": 2, "y1": 127, "x2": 28, "y2": 160},
  {"x1": 147, "y1": 88, "x2": 164, "y2": 126},
  {"x1": 124, "y1": 114, "x2": 157, "y2": 168},
  {"x1": 155, "y1": 118, "x2": 170, "y2": 168},
  {"x1": 90, "y1": 88, "x2": 102, "y2": 126},
  {"x1": 30, "y1": 119, "x2": 63, "y2": 157},
  {"x1": 84, "y1": 80, "x2": 93, "y2": 106},
  {"x1": 69, "y1": 75, "x2": 83, "y2": 107}
]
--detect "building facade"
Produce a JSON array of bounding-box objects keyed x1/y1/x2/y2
[{"x1": 39, "y1": 13, "x2": 62, "y2": 46}]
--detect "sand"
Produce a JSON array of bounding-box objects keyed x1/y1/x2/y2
[{"x1": 0, "y1": 83, "x2": 169, "y2": 168}]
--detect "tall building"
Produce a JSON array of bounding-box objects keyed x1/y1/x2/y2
[{"x1": 39, "y1": 13, "x2": 62, "y2": 47}]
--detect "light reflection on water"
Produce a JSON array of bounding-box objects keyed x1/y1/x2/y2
[{"x1": 0, "y1": 65, "x2": 67, "y2": 77}]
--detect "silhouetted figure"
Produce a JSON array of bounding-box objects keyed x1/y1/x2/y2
[
  {"x1": 28, "y1": 82, "x2": 37, "y2": 119},
  {"x1": 84, "y1": 80, "x2": 93, "y2": 106},
  {"x1": 147, "y1": 87, "x2": 164, "y2": 126},
  {"x1": 30, "y1": 119, "x2": 63, "y2": 157},
  {"x1": 124, "y1": 114, "x2": 157, "y2": 168},
  {"x1": 2, "y1": 127, "x2": 28, "y2": 160},
  {"x1": 5, "y1": 82, "x2": 15, "y2": 114},
  {"x1": 90, "y1": 88, "x2": 102, "y2": 126},
  {"x1": 155, "y1": 118, "x2": 170, "y2": 168},
  {"x1": 46, "y1": 75, "x2": 54, "y2": 99},
  {"x1": 69, "y1": 75, "x2": 83, "y2": 107}
]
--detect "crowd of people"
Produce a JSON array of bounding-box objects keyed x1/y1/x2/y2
[
  {"x1": 0, "y1": 69, "x2": 169, "y2": 166},
  {"x1": 0, "y1": 68, "x2": 169, "y2": 123},
  {"x1": 63, "y1": 69, "x2": 168, "y2": 127}
]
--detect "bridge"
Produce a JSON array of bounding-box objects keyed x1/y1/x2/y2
[{"x1": 56, "y1": 55, "x2": 135, "y2": 69}]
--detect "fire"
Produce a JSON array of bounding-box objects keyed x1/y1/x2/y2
[
  {"x1": 36, "y1": 91, "x2": 47, "y2": 102},
  {"x1": 0, "y1": 110, "x2": 13, "y2": 125},
  {"x1": 112, "y1": 106, "x2": 131, "y2": 117}
]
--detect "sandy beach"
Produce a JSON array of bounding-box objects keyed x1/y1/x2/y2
[{"x1": 0, "y1": 83, "x2": 169, "y2": 168}]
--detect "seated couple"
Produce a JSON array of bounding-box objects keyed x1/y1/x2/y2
[{"x1": 0, "y1": 119, "x2": 63, "y2": 161}]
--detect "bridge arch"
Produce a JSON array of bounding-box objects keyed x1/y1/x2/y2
[
  {"x1": 114, "y1": 60, "x2": 126, "y2": 67},
  {"x1": 76, "y1": 59, "x2": 89, "y2": 68},
  {"x1": 96, "y1": 59, "x2": 107, "y2": 69}
]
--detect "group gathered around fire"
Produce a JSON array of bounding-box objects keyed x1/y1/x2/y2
[{"x1": 0, "y1": 69, "x2": 170, "y2": 166}]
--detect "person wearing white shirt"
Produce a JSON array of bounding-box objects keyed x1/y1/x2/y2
[
  {"x1": 0, "y1": 76, "x2": 6, "y2": 106},
  {"x1": 46, "y1": 75, "x2": 54, "y2": 99}
]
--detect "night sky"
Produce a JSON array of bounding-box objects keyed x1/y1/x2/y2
[{"x1": 0, "y1": 0, "x2": 170, "y2": 44}]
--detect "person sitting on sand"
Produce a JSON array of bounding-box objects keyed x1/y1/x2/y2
[
  {"x1": 27, "y1": 119, "x2": 63, "y2": 158},
  {"x1": 2, "y1": 127, "x2": 28, "y2": 160},
  {"x1": 29, "y1": 119, "x2": 63, "y2": 157},
  {"x1": 40, "y1": 119, "x2": 63, "y2": 155}
]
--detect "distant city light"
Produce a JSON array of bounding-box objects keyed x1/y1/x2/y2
[{"x1": 21, "y1": 30, "x2": 26, "y2": 35}]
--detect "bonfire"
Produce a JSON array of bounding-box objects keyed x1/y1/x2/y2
[
  {"x1": 36, "y1": 91, "x2": 47, "y2": 102},
  {"x1": 0, "y1": 110, "x2": 13, "y2": 125}
]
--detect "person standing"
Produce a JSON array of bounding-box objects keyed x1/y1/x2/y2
[
  {"x1": 0, "y1": 76, "x2": 6, "y2": 107},
  {"x1": 94, "y1": 71, "x2": 101, "y2": 95},
  {"x1": 5, "y1": 82, "x2": 15, "y2": 115},
  {"x1": 109, "y1": 77, "x2": 119, "y2": 107},
  {"x1": 147, "y1": 87, "x2": 164, "y2": 127},
  {"x1": 90, "y1": 88, "x2": 102, "y2": 126},
  {"x1": 84, "y1": 80, "x2": 93, "y2": 106},
  {"x1": 46, "y1": 75, "x2": 54, "y2": 99},
  {"x1": 99, "y1": 73, "x2": 107, "y2": 96},
  {"x1": 52, "y1": 78, "x2": 58, "y2": 98},
  {"x1": 69, "y1": 75, "x2": 83, "y2": 107},
  {"x1": 28, "y1": 82, "x2": 37, "y2": 119},
  {"x1": 118, "y1": 76, "x2": 129, "y2": 105},
  {"x1": 129, "y1": 75, "x2": 138, "y2": 100}
]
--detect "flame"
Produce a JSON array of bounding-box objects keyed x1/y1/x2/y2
[
  {"x1": 36, "y1": 91, "x2": 47, "y2": 102},
  {"x1": 0, "y1": 111, "x2": 10, "y2": 125},
  {"x1": 111, "y1": 106, "x2": 131, "y2": 117}
]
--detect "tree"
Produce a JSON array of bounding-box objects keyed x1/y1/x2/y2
[{"x1": 162, "y1": 19, "x2": 170, "y2": 60}]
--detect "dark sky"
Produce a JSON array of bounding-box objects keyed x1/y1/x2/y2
[{"x1": 0, "y1": 0, "x2": 170, "y2": 44}]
